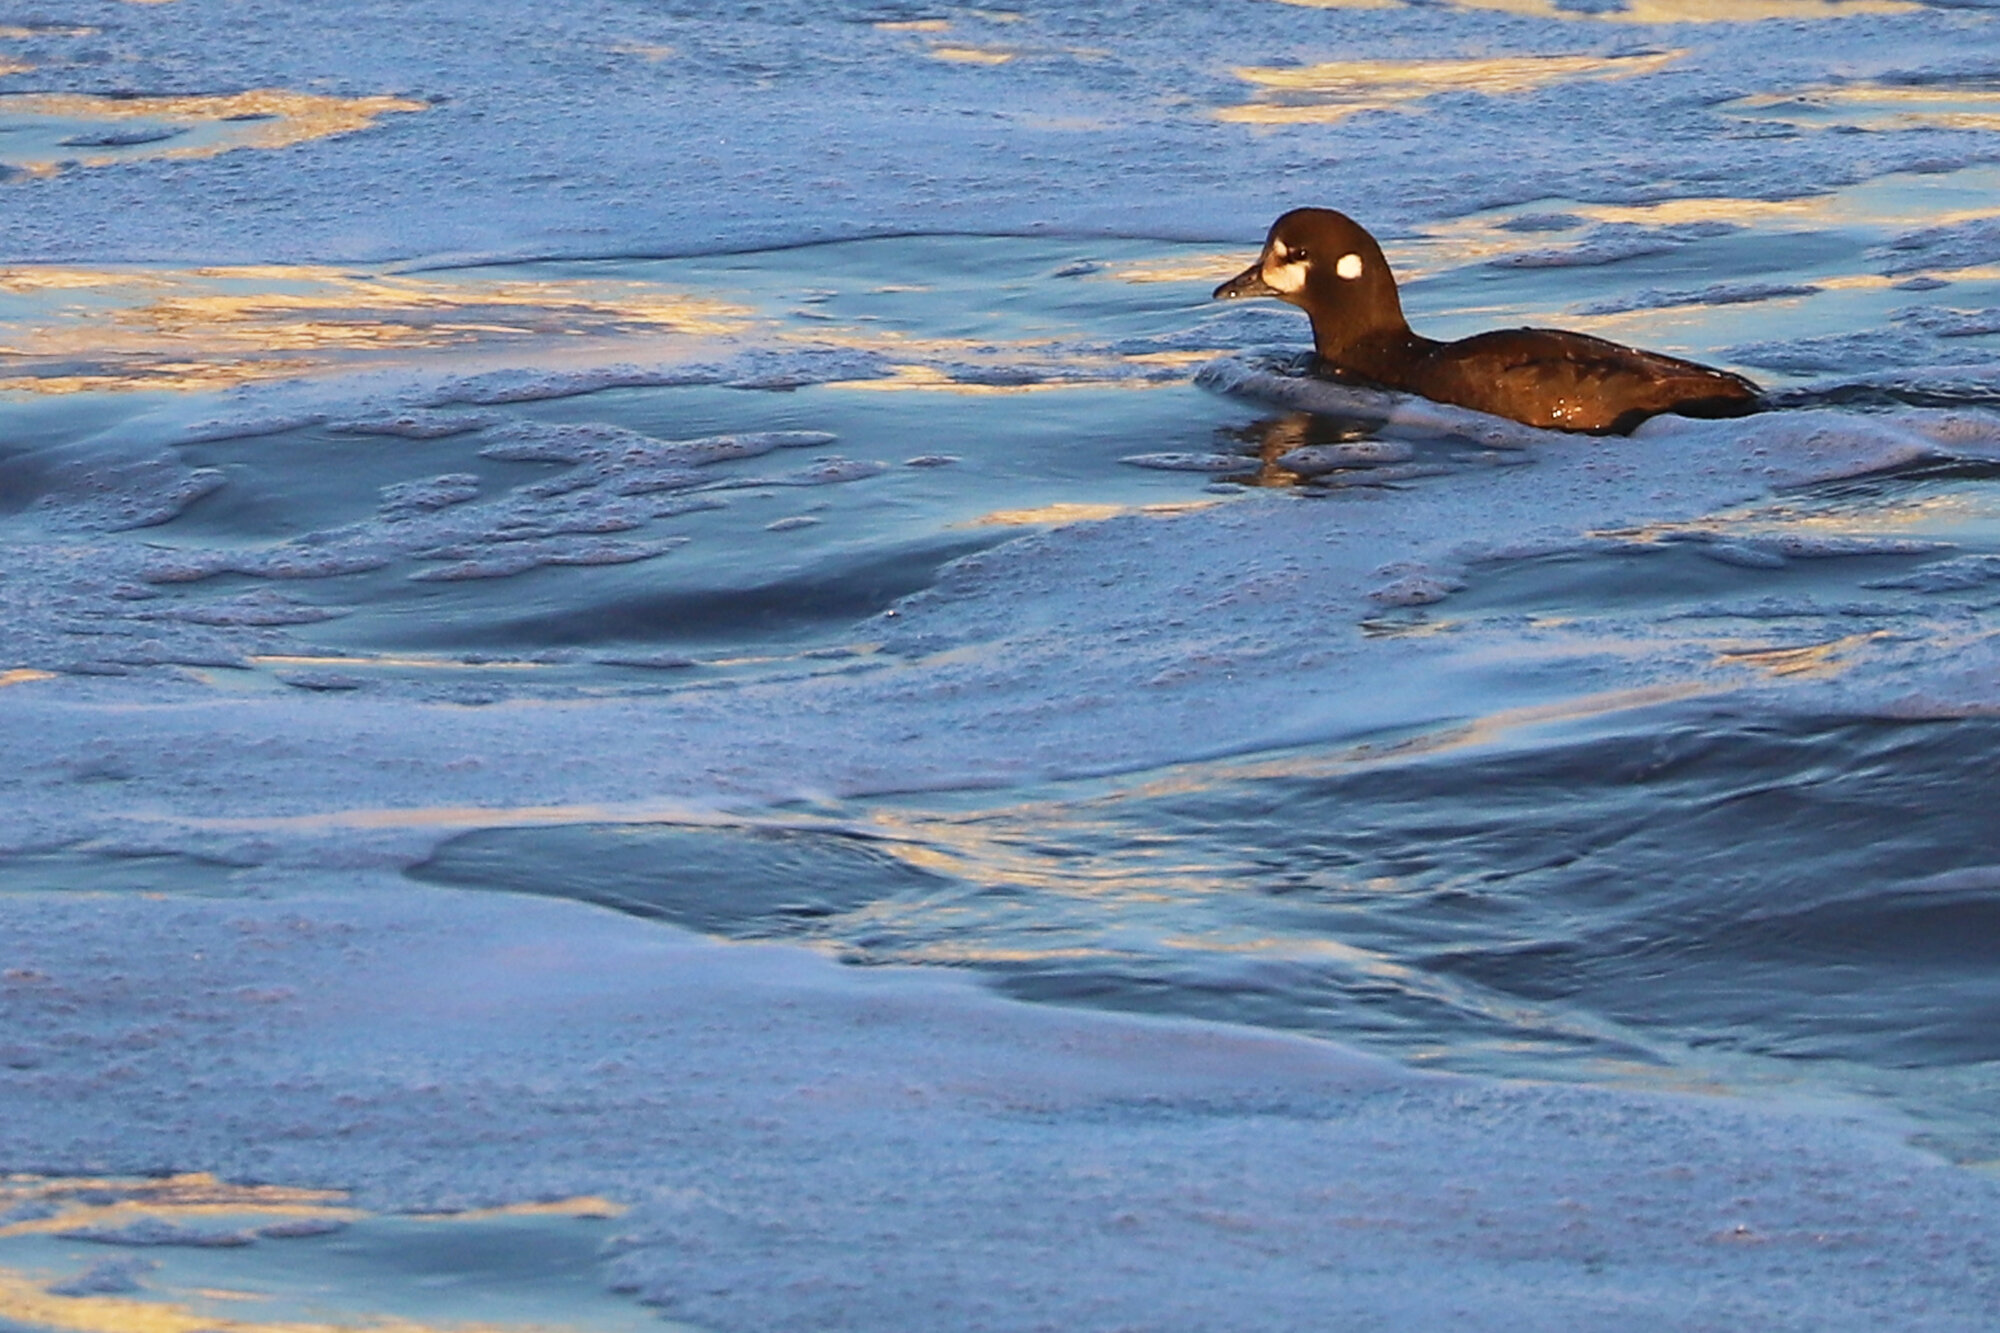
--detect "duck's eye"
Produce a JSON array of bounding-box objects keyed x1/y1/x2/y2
[{"x1": 1292, "y1": 247, "x2": 1308, "y2": 263}]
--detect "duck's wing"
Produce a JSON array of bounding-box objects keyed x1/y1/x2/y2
[{"x1": 1411, "y1": 328, "x2": 1763, "y2": 434}]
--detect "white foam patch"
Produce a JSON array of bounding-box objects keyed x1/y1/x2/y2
[
  {"x1": 417, "y1": 349, "x2": 896, "y2": 409},
  {"x1": 175, "y1": 412, "x2": 332, "y2": 445},
  {"x1": 16, "y1": 445, "x2": 227, "y2": 533},
  {"x1": 1119, "y1": 451, "x2": 1254, "y2": 472},
  {"x1": 1275, "y1": 440, "x2": 1416, "y2": 474},
  {"x1": 405, "y1": 534, "x2": 689, "y2": 581},
  {"x1": 0, "y1": 542, "x2": 334, "y2": 676},
  {"x1": 710, "y1": 456, "x2": 891, "y2": 488},
  {"x1": 126, "y1": 424, "x2": 859, "y2": 587},
  {"x1": 328, "y1": 411, "x2": 498, "y2": 439}
]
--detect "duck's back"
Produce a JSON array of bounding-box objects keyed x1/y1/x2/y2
[{"x1": 1403, "y1": 328, "x2": 1762, "y2": 434}]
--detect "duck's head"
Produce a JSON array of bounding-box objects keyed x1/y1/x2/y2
[{"x1": 1213, "y1": 208, "x2": 1408, "y2": 356}]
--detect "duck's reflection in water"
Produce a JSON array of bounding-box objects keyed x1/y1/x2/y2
[{"x1": 1214, "y1": 410, "x2": 1418, "y2": 488}]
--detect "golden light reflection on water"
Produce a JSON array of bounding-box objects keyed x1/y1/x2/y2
[
  {"x1": 825, "y1": 363, "x2": 1152, "y2": 395},
  {"x1": 0, "y1": 365, "x2": 258, "y2": 395},
  {"x1": 0, "y1": 1174, "x2": 352, "y2": 1240},
  {"x1": 1787, "y1": 491, "x2": 2000, "y2": 535},
  {"x1": 931, "y1": 46, "x2": 1014, "y2": 65},
  {"x1": 0, "y1": 1175, "x2": 633, "y2": 1333},
  {"x1": 970, "y1": 499, "x2": 1216, "y2": 526},
  {"x1": 1360, "y1": 169, "x2": 2000, "y2": 299},
  {"x1": 405, "y1": 1198, "x2": 626, "y2": 1222},
  {"x1": 874, "y1": 16, "x2": 1040, "y2": 64},
  {"x1": 1218, "y1": 50, "x2": 1682, "y2": 125},
  {"x1": 1716, "y1": 632, "x2": 1885, "y2": 679},
  {"x1": 0, "y1": 669, "x2": 54, "y2": 688},
  {"x1": 1560, "y1": 182, "x2": 2000, "y2": 236},
  {"x1": 0, "y1": 265, "x2": 751, "y2": 394},
  {"x1": 0, "y1": 1271, "x2": 601, "y2": 1333},
  {"x1": 1734, "y1": 83, "x2": 2000, "y2": 135},
  {"x1": 1615, "y1": 486, "x2": 2000, "y2": 545},
  {"x1": 1122, "y1": 351, "x2": 1224, "y2": 372},
  {"x1": 0, "y1": 90, "x2": 427, "y2": 177},
  {"x1": 1108, "y1": 254, "x2": 1255, "y2": 285}
]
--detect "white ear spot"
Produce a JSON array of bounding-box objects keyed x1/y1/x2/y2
[
  {"x1": 1335, "y1": 253, "x2": 1364, "y2": 280},
  {"x1": 1263, "y1": 259, "x2": 1307, "y2": 294}
]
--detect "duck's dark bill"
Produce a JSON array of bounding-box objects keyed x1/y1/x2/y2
[{"x1": 1214, "y1": 262, "x2": 1277, "y2": 300}]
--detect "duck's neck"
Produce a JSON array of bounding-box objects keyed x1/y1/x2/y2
[{"x1": 1311, "y1": 320, "x2": 1436, "y2": 389}]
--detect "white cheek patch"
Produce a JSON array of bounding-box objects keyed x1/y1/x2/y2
[
  {"x1": 1263, "y1": 259, "x2": 1307, "y2": 294},
  {"x1": 1335, "y1": 252, "x2": 1364, "y2": 281}
]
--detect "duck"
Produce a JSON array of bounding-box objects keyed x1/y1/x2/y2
[{"x1": 1214, "y1": 208, "x2": 1763, "y2": 435}]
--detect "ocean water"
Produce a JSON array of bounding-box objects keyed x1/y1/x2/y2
[
  {"x1": 9, "y1": 226, "x2": 2000, "y2": 1328},
  {"x1": 11, "y1": 178, "x2": 2000, "y2": 1143},
  {"x1": 11, "y1": 2, "x2": 2000, "y2": 1330}
]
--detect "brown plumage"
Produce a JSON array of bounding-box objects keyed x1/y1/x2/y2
[{"x1": 1214, "y1": 208, "x2": 1763, "y2": 435}]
